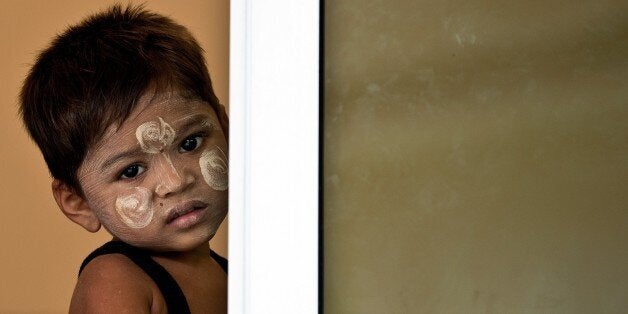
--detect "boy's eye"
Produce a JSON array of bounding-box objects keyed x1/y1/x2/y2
[
  {"x1": 120, "y1": 164, "x2": 146, "y2": 179},
  {"x1": 179, "y1": 135, "x2": 204, "y2": 152}
]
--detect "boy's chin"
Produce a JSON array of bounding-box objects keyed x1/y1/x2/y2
[{"x1": 112, "y1": 230, "x2": 215, "y2": 253}]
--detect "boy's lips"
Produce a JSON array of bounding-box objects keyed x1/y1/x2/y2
[{"x1": 165, "y1": 200, "x2": 208, "y2": 224}]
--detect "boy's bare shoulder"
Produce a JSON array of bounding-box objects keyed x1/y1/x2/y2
[{"x1": 70, "y1": 253, "x2": 166, "y2": 313}]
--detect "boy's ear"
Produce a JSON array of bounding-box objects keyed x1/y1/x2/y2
[{"x1": 52, "y1": 179, "x2": 101, "y2": 233}]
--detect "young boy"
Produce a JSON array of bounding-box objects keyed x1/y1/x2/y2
[{"x1": 20, "y1": 5, "x2": 228, "y2": 313}]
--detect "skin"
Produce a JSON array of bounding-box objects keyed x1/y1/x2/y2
[{"x1": 59, "y1": 92, "x2": 228, "y2": 313}]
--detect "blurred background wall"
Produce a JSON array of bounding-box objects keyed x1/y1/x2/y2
[
  {"x1": 324, "y1": 0, "x2": 628, "y2": 313},
  {"x1": 0, "y1": 1, "x2": 228, "y2": 312}
]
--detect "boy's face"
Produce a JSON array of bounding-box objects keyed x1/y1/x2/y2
[{"x1": 76, "y1": 92, "x2": 228, "y2": 251}]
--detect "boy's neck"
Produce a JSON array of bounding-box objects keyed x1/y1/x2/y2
[{"x1": 111, "y1": 237, "x2": 213, "y2": 266}]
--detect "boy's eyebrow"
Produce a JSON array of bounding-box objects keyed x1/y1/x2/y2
[
  {"x1": 100, "y1": 147, "x2": 144, "y2": 171},
  {"x1": 173, "y1": 113, "x2": 215, "y2": 136}
]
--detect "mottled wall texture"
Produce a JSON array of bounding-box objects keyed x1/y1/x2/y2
[{"x1": 324, "y1": 1, "x2": 627, "y2": 313}]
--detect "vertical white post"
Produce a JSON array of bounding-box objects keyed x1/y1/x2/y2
[{"x1": 229, "y1": 1, "x2": 320, "y2": 313}]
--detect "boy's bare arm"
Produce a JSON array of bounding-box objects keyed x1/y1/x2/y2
[{"x1": 70, "y1": 254, "x2": 161, "y2": 313}]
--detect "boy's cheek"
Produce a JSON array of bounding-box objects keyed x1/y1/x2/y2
[
  {"x1": 93, "y1": 199, "x2": 161, "y2": 243},
  {"x1": 114, "y1": 187, "x2": 154, "y2": 229},
  {"x1": 83, "y1": 187, "x2": 145, "y2": 229}
]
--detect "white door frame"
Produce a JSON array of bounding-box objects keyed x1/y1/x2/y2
[{"x1": 229, "y1": 1, "x2": 320, "y2": 313}]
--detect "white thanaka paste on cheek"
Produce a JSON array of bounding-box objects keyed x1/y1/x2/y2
[
  {"x1": 115, "y1": 187, "x2": 153, "y2": 228},
  {"x1": 199, "y1": 146, "x2": 228, "y2": 191}
]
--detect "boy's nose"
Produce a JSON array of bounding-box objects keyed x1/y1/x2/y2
[{"x1": 154, "y1": 153, "x2": 193, "y2": 197}]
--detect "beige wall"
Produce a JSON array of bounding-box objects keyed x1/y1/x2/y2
[
  {"x1": 324, "y1": 1, "x2": 628, "y2": 313},
  {"x1": 0, "y1": 1, "x2": 228, "y2": 312}
]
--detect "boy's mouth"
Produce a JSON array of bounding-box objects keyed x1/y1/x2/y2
[{"x1": 165, "y1": 200, "x2": 208, "y2": 225}]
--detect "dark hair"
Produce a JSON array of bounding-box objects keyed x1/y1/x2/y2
[{"x1": 20, "y1": 4, "x2": 227, "y2": 193}]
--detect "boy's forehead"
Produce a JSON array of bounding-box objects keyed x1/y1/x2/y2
[{"x1": 128, "y1": 91, "x2": 203, "y2": 121}]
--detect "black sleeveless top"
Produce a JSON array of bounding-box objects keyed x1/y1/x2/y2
[{"x1": 79, "y1": 241, "x2": 228, "y2": 314}]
